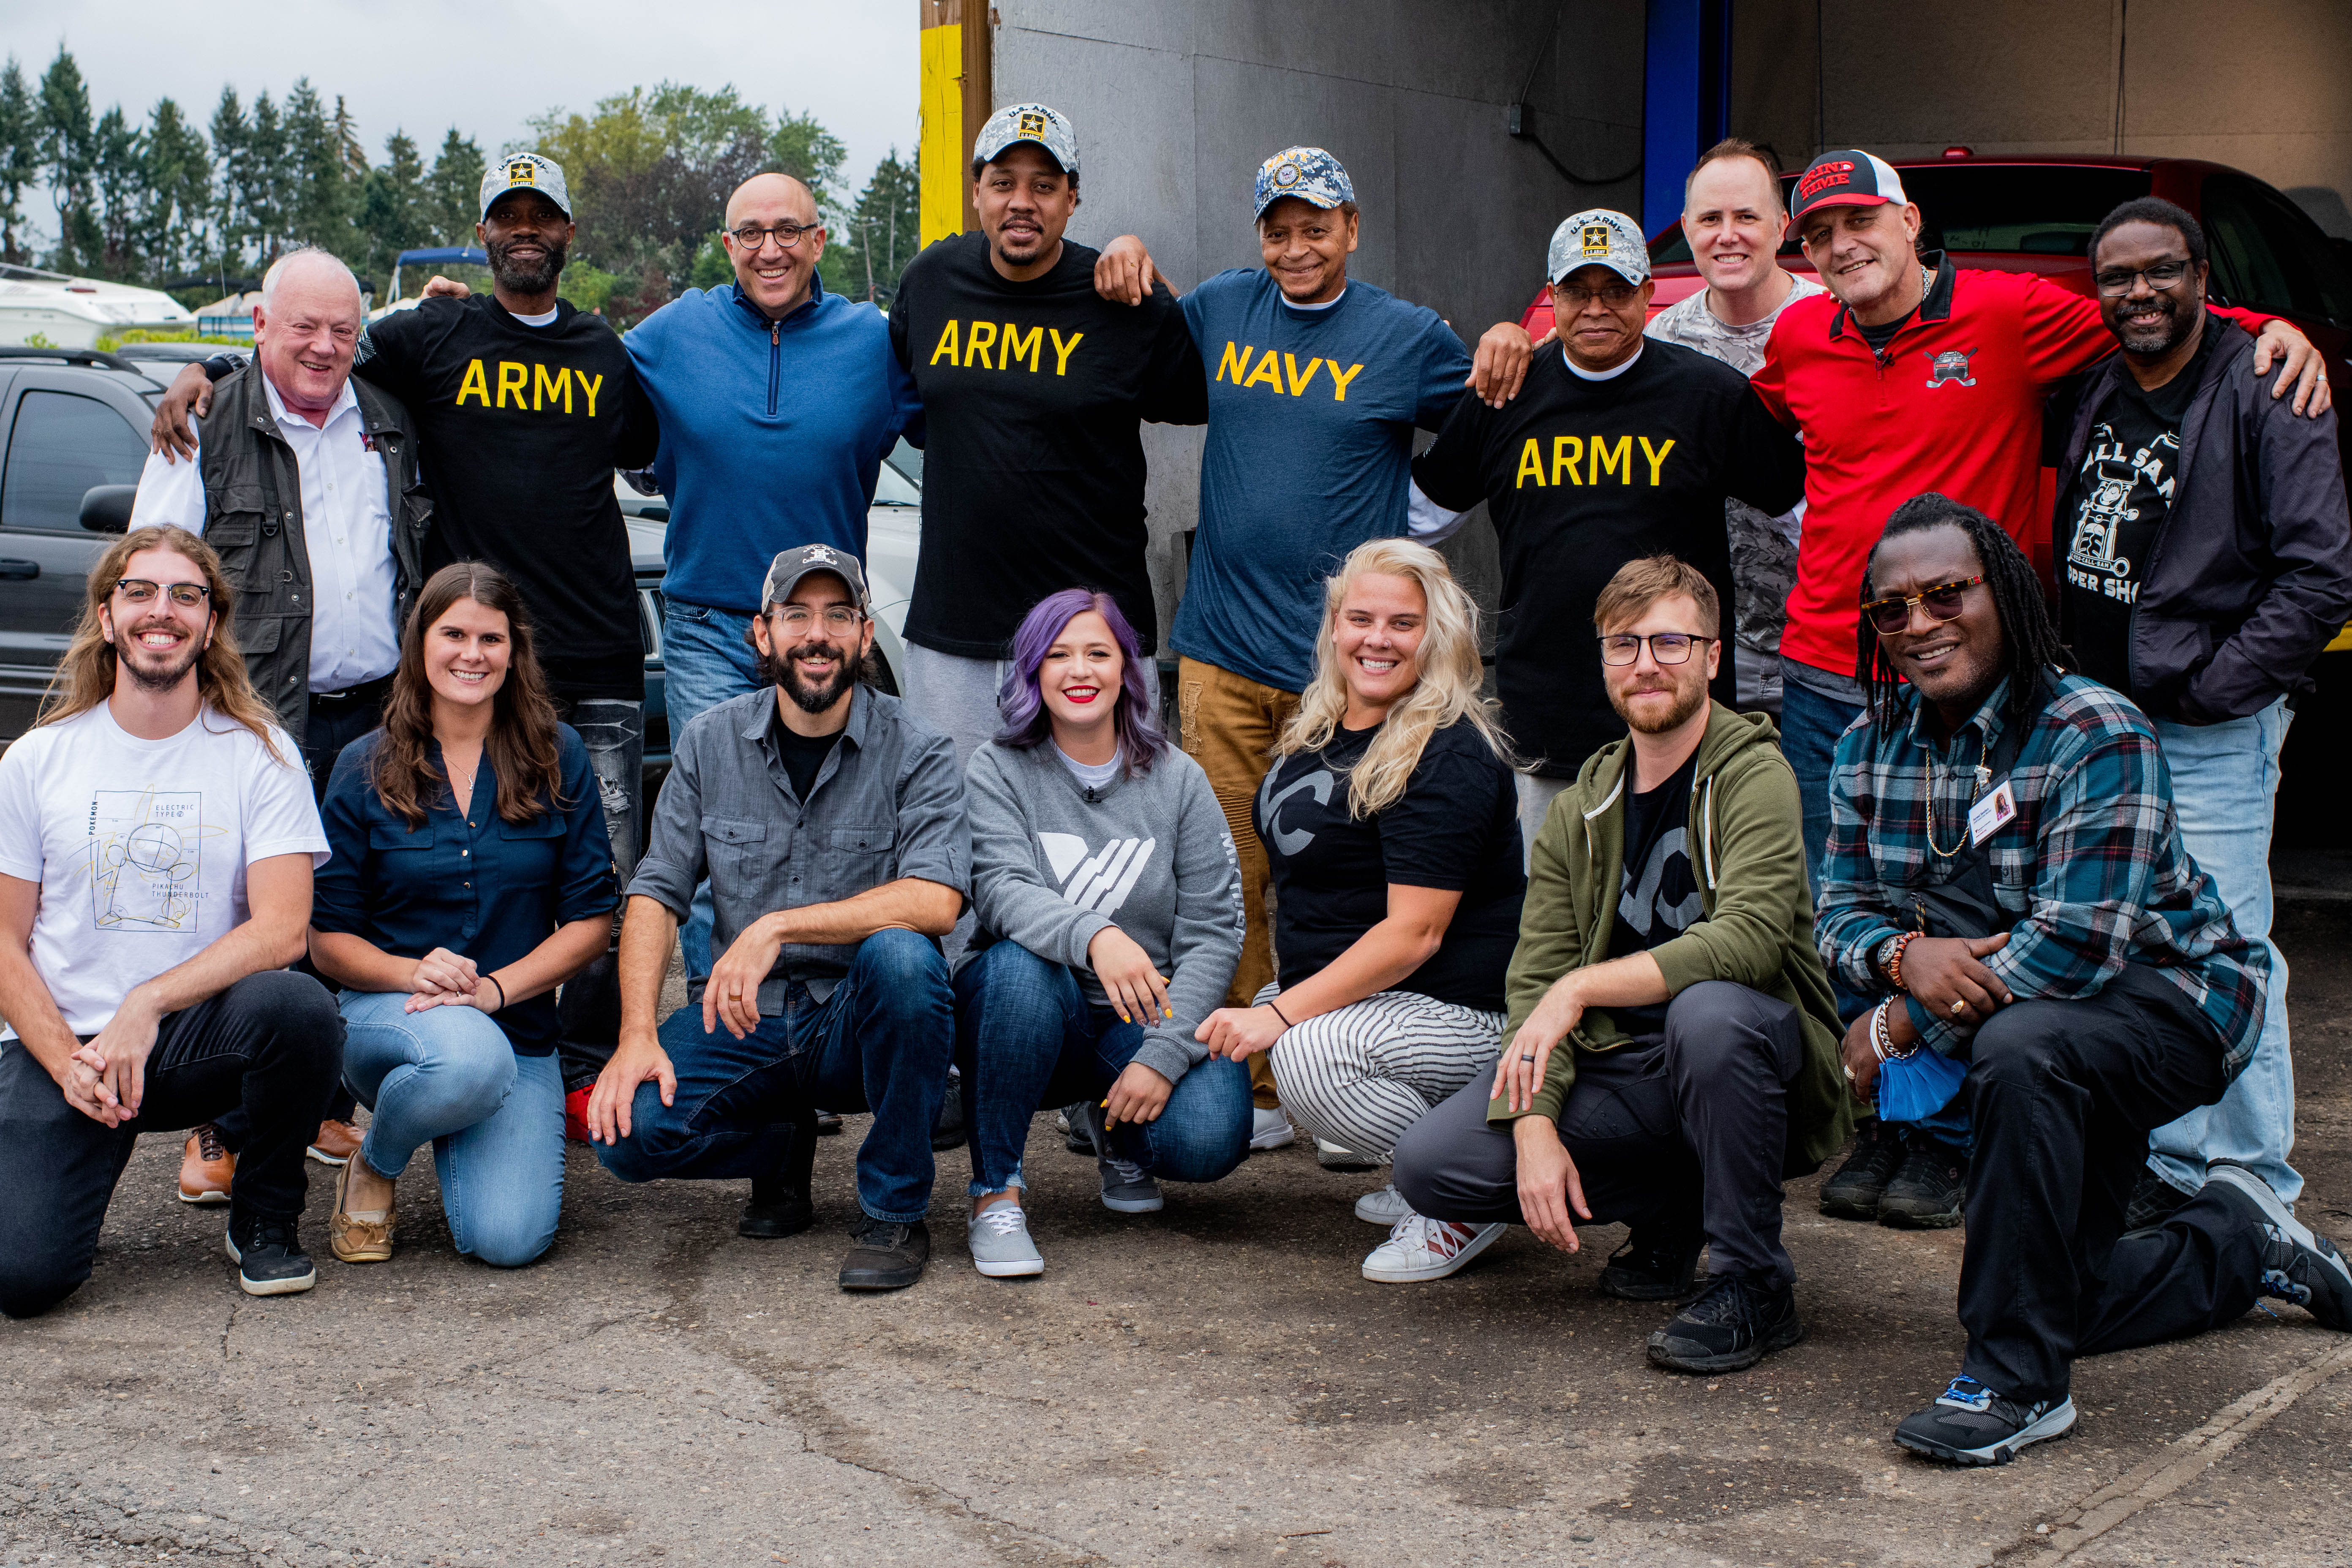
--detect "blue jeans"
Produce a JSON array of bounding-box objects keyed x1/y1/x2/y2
[
  {"x1": 662, "y1": 600, "x2": 766, "y2": 981},
  {"x1": 340, "y1": 992, "x2": 566, "y2": 1268},
  {"x1": 2147, "y1": 699, "x2": 2298, "y2": 1201},
  {"x1": 593, "y1": 928, "x2": 953, "y2": 1222},
  {"x1": 952, "y1": 941, "x2": 1252, "y2": 1195},
  {"x1": 1777, "y1": 674, "x2": 1865, "y2": 903}
]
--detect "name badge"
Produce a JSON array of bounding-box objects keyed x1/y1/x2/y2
[{"x1": 1967, "y1": 780, "x2": 2017, "y2": 847}]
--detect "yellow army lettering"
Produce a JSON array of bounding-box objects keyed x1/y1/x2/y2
[
  {"x1": 1514, "y1": 435, "x2": 1677, "y2": 488},
  {"x1": 453, "y1": 359, "x2": 604, "y2": 415},
  {"x1": 1215, "y1": 343, "x2": 1367, "y2": 401},
  {"x1": 928, "y1": 321, "x2": 1085, "y2": 376}
]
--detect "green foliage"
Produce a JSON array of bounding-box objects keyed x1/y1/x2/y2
[
  {"x1": 0, "y1": 58, "x2": 37, "y2": 265},
  {"x1": 425, "y1": 128, "x2": 483, "y2": 246},
  {"x1": 36, "y1": 48, "x2": 98, "y2": 272},
  {"x1": 96, "y1": 329, "x2": 249, "y2": 349},
  {"x1": 22, "y1": 330, "x2": 51, "y2": 347},
  {"x1": 831, "y1": 148, "x2": 919, "y2": 304},
  {"x1": 557, "y1": 264, "x2": 619, "y2": 315},
  {"x1": 689, "y1": 234, "x2": 731, "y2": 291}
]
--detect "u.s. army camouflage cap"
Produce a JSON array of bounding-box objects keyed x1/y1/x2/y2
[
  {"x1": 1547, "y1": 208, "x2": 1650, "y2": 286},
  {"x1": 973, "y1": 103, "x2": 1079, "y2": 179},
  {"x1": 480, "y1": 152, "x2": 572, "y2": 221}
]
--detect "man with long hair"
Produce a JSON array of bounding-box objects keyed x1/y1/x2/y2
[
  {"x1": 1390, "y1": 555, "x2": 1847, "y2": 1373},
  {"x1": 1817, "y1": 494, "x2": 2349, "y2": 1465},
  {"x1": 588, "y1": 545, "x2": 968, "y2": 1292},
  {"x1": 0, "y1": 526, "x2": 340, "y2": 1313}
]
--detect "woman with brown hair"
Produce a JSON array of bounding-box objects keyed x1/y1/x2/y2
[{"x1": 308, "y1": 563, "x2": 616, "y2": 1267}]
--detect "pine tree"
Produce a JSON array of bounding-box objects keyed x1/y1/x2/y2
[
  {"x1": 842, "y1": 148, "x2": 919, "y2": 303},
  {"x1": 0, "y1": 58, "x2": 35, "y2": 267},
  {"x1": 35, "y1": 47, "x2": 98, "y2": 272},
  {"x1": 357, "y1": 130, "x2": 427, "y2": 285},
  {"x1": 242, "y1": 90, "x2": 287, "y2": 261},
  {"x1": 284, "y1": 78, "x2": 352, "y2": 256},
  {"x1": 143, "y1": 97, "x2": 210, "y2": 278},
  {"x1": 208, "y1": 86, "x2": 248, "y2": 274},
  {"x1": 90, "y1": 103, "x2": 144, "y2": 277},
  {"x1": 425, "y1": 128, "x2": 484, "y2": 247}
]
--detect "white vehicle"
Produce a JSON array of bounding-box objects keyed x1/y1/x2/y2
[{"x1": 0, "y1": 264, "x2": 198, "y2": 348}]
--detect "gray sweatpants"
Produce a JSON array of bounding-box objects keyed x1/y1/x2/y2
[{"x1": 1392, "y1": 980, "x2": 1807, "y2": 1286}]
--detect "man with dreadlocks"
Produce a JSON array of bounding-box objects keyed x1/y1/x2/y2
[{"x1": 1815, "y1": 493, "x2": 2352, "y2": 1467}]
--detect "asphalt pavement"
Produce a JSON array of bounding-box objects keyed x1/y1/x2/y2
[{"x1": 3, "y1": 906, "x2": 2348, "y2": 1568}]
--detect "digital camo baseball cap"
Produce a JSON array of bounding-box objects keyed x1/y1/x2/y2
[
  {"x1": 480, "y1": 152, "x2": 572, "y2": 221},
  {"x1": 973, "y1": 103, "x2": 1079, "y2": 178},
  {"x1": 762, "y1": 544, "x2": 871, "y2": 614},
  {"x1": 1546, "y1": 209, "x2": 1650, "y2": 286},
  {"x1": 1253, "y1": 147, "x2": 1354, "y2": 221},
  {"x1": 1791, "y1": 150, "x2": 1908, "y2": 223}
]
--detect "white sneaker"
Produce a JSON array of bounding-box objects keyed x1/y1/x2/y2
[
  {"x1": 1361, "y1": 1213, "x2": 1506, "y2": 1282},
  {"x1": 1355, "y1": 1183, "x2": 1413, "y2": 1226},
  {"x1": 1249, "y1": 1107, "x2": 1296, "y2": 1151},
  {"x1": 967, "y1": 1203, "x2": 1045, "y2": 1278}
]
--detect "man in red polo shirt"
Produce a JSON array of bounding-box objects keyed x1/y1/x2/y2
[{"x1": 1750, "y1": 150, "x2": 2330, "y2": 898}]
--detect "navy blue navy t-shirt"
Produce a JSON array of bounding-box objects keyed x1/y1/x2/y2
[{"x1": 1172, "y1": 271, "x2": 1472, "y2": 693}]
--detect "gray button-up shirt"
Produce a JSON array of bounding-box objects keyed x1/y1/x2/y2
[{"x1": 629, "y1": 686, "x2": 969, "y2": 1010}]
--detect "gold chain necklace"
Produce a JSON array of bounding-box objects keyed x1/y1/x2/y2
[{"x1": 1925, "y1": 730, "x2": 1990, "y2": 859}]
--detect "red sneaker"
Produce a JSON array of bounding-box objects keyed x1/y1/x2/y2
[{"x1": 565, "y1": 1084, "x2": 594, "y2": 1143}]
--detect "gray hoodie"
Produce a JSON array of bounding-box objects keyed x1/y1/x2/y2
[{"x1": 962, "y1": 739, "x2": 1244, "y2": 1084}]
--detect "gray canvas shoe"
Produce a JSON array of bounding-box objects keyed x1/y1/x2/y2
[
  {"x1": 967, "y1": 1202, "x2": 1045, "y2": 1278},
  {"x1": 1084, "y1": 1102, "x2": 1165, "y2": 1213}
]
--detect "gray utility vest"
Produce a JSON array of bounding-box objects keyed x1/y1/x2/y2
[{"x1": 198, "y1": 366, "x2": 431, "y2": 743}]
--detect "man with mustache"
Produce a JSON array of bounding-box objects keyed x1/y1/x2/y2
[
  {"x1": 152, "y1": 153, "x2": 659, "y2": 1110},
  {"x1": 588, "y1": 545, "x2": 969, "y2": 1292},
  {"x1": 2050, "y1": 198, "x2": 2352, "y2": 1230}
]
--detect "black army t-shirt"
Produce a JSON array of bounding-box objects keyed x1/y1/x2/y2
[
  {"x1": 359, "y1": 298, "x2": 659, "y2": 696},
  {"x1": 889, "y1": 232, "x2": 1206, "y2": 659},
  {"x1": 2059, "y1": 326, "x2": 2218, "y2": 693},
  {"x1": 1606, "y1": 748, "x2": 1703, "y2": 1036},
  {"x1": 1252, "y1": 716, "x2": 1525, "y2": 1012},
  {"x1": 1411, "y1": 339, "x2": 1804, "y2": 777}
]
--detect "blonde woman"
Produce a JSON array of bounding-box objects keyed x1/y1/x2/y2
[{"x1": 1195, "y1": 539, "x2": 1525, "y2": 1282}]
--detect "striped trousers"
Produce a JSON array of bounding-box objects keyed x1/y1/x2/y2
[{"x1": 1264, "y1": 986, "x2": 1505, "y2": 1161}]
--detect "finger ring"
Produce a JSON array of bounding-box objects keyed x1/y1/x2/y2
[
  {"x1": 1519, "y1": 1054, "x2": 1536, "y2": 1063},
  {"x1": 729, "y1": 987, "x2": 742, "y2": 999},
  {"x1": 1951, "y1": 997, "x2": 1968, "y2": 1016}
]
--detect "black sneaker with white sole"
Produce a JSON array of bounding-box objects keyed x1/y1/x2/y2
[
  {"x1": 2205, "y1": 1160, "x2": 2352, "y2": 1331},
  {"x1": 1598, "y1": 1225, "x2": 1704, "y2": 1301},
  {"x1": 1645, "y1": 1271, "x2": 1804, "y2": 1373},
  {"x1": 223, "y1": 1211, "x2": 316, "y2": 1297},
  {"x1": 1062, "y1": 1102, "x2": 1095, "y2": 1154},
  {"x1": 1894, "y1": 1375, "x2": 2076, "y2": 1465}
]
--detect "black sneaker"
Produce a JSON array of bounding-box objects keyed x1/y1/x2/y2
[
  {"x1": 2205, "y1": 1161, "x2": 2352, "y2": 1330},
  {"x1": 811, "y1": 1108, "x2": 844, "y2": 1136},
  {"x1": 739, "y1": 1175, "x2": 814, "y2": 1239},
  {"x1": 1895, "y1": 1375, "x2": 2076, "y2": 1465},
  {"x1": 2124, "y1": 1168, "x2": 2195, "y2": 1231},
  {"x1": 1598, "y1": 1225, "x2": 1704, "y2": 1301},
  {"x1": 223, "y1": 1211, "x2": 317, "y2": 1297},
  {"x1": 931, "y1": 1075, "x2": 968, "y2": 1153},
  {"x1": 1820, "y1": 1119, "x2": 1902, "y2": 1220},
  {"x1": 839, "y1": 1217, "x2": 931, "y2": 1291},
  {"x1": 1645, "y1": 1272, "x2": 1804, "y2": 1373},
  {"x1": 1062, "y1": 1102, "x2": 1095, "y2": 1154},
  {"x1": 1878, "y1": 1135, "x2": 1966, "y2": 1229}
]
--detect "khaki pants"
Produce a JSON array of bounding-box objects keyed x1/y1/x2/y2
[{"x1": 1178, "y1": 656, "x2": 1301, "y2": 1110}]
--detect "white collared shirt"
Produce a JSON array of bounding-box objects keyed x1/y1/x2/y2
[{"x1": 130, "y1": 373, "x2": 400, "y2": 693}]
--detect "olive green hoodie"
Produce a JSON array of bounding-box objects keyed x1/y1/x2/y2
[{"x1": 1489, "y1": 702, "x2": 1852, "y2": 1171}]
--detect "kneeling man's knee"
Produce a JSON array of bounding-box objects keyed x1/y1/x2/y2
[{"x1": 0, "y1": 1260, "x2": 89, "y2": 1320}]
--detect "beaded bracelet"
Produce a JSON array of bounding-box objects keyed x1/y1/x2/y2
[{"x1": 1884, "y1": 931, "x2": 1922, "y2": 994}]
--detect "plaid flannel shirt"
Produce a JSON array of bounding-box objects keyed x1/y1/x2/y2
[{"x1": 1816, "y1": 670, "x2": 2266, "y2": 1073}]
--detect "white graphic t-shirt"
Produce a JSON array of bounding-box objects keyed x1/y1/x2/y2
[{"x1": 0, "y1": 703, "x2": 327, "y2": 1037}]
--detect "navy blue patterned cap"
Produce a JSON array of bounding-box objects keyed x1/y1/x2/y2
[{"x1": 1253, "y1": 147, "x2": 1354, "y2": 221}]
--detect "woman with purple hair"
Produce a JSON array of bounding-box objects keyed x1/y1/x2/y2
[{"x1": 952, "y1": 588, "x2": 1250, "y2": 1277}]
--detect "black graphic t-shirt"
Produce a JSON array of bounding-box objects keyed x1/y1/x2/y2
[
  {"x1": 889, "y1": 232, "x2": 1207, "y2": 659},
  {"x1": 358, "y1": 297, "x2": 659, "y2": 696},
  {"x1": 1252, "y1": 716, "x2": 1525, "y2": 1011},
  {"x1": 2060, "y1": 327, "x2": 2217, "y2": 694},
  {"x1": 1606, "y1": 748, "x2": 1702, "y2": 1036},
  {"x1": 1411, "y1": 340, "x2": 1804, "y2": 777}
]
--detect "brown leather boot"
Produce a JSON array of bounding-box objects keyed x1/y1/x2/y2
[
  {"x1": 177, "y1": 1124, "x2": 234, "y2": 1205},
  {"x1": 308, "y1": 1118, "x2": 363, "y2": 1166}
]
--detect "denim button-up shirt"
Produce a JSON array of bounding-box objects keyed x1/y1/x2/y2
[
  {"x1": 629, "y1": 686, "x2": 968, "y2": 1011},
  {"x1": 313, "y1": 727, "x2": 619, "y2": 1055}
]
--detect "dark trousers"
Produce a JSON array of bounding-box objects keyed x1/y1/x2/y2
[
  {"x1": 1958, "y1": 964, "x2": 2240, "y2": 1402},
  {"x1": 591, "y1": 929, "x2": 951, "y2": 1222},
  {"x1": 550, "y1": 692, "x2": 645, "y2": 1091},
  {"x1": 0, "y1": 971, "x2": 343, "y2": 1318},
  {"x1": 1395, "y1": 980, "x2": 1808, "y2": 1287}
]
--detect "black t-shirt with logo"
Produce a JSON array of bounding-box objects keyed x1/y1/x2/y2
[
  {"x1": 2060, "y1": 327, "x2": 2219, "y2": 694},
  {"x1": 1607, "y1": 748, "x2": 1702, "y2": 1037},
  {"x1": 357, "y1": 297, "x2": 659, "y2": 697},
  {"x1": 888, "y1": 232, "x2": 1206, "y2": 659},
  {"x1": 1252, "y1": 716, "x2": 1525, "y2": 1012},
  {"x1": 1411, "y1": 339, "x2": 1805, "y2": 776}
]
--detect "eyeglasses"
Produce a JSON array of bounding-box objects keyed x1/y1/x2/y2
[
  {"x1": 114, "y1": 578, "x2": 210, "y2": 609},
  {"x1": 1861, "y1": 575, "x2": 1985, "y2": 636},
  {"x1": 771, "y1": 606, "x2": 863, "y2": 633},
  {"x1": 1597, "y1": 632, "x2": 1713, "y2": 666},
  {"x1": 2093, "y1": 260, "x2": 2193, "y2": 296},
  {"x1": 1556, "y1": 281, "x2": 1640, "y2": 309},
  {"x1": 728, "y1": 221, "x2": 822, "y2": 253}
]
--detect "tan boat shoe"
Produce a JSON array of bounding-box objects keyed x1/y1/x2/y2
[{"x1": 329, "y1": 1159, "x2": 395, "y2": 1264}]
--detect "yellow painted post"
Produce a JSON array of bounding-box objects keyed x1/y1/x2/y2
[{"x1": 919, "y1": 3, "x2": 966, "y2": 250}]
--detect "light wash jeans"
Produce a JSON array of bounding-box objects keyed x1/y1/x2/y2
[
  {"x1": 340, "y1": 992, "x2": 566, "y2": 1267},
  {"x1": 661, "y1": 600, "x2": 767, "y2": 982},
  {"x1": 1514, "y1": 774, "x2": 1569, "y2": 872},
  {"x1": 2146, "y1": 699, "x2": 2298, "y2": 1202}
]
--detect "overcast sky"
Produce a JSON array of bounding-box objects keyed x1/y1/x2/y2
[{"x1": 0, "y1": 0, "x2": 917, "y2": 215}]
